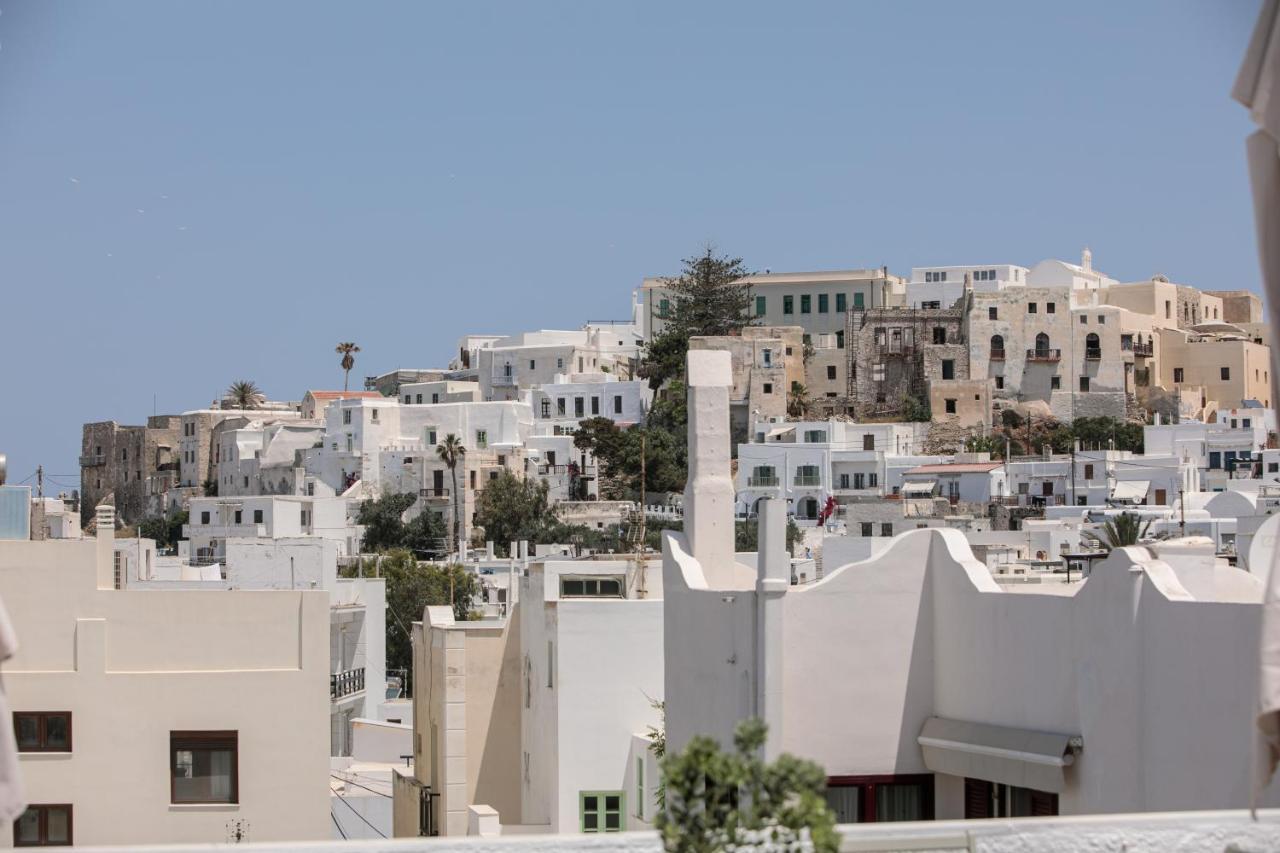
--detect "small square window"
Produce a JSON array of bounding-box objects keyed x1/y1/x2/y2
[
  {"x1": 988, "y1": 306, "x2": 998, "y2": 320},
  {"x1": 200, "y1": 511, "x2": 210, "y2": 525},
  {"x1": 945, "y1": 399, "x2": 957, "y2": 414},
  {"x1": 762, "y1": 383, "x2": 773, "y2": 394},
  {"x1": 881, "y1": 523, "x2": 893, "y2": 537},
  {"x1": 995, "y1": 376, "x2": 1004, "y2": 389},
  {"x1": 1079, "y1": 315, "x2": 1088, "y2": 325},
  {"x1": 1097, "y1": 315, "x2": 1106, "y2": 324},
  {"x1": 1046, "y1": 302, "x2": 1056, "y2": 314},
  {"x1": 170, "y1": 731, "x2": 238, "y2": 804},
  {"x1": 253, "y1": 509, "x2": 263, "y2": 524},
  {"x1": 827, "y1": 366, "x2": 837, "y2": 380},
  {"x1": 1079, "y1": 376, "x2": 1090, "y2": 392},
  {"x1": 1051, "y1": 376, "x2": 1061, "y2": 390},
  {"x1": 1174, "y1": 368, "x2": 1184, "y2": 383},
  {"x1": 1028, "y1": 303, "x2": 1038, "y2": 314},
  {"x1": 1221, "y1": 367, "x2": 1231, "y2": 380}
]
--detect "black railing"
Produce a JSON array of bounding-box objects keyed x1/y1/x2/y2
[
  {"x1": 1133, "y1": 343, "x2": 1154, "y2": 357},
  {"x1": 331, "y1": 667, "x2": 366, "y2": 700},
  {"x1": 1085, "y1": 348, "x2": 1102, "y2": 360},
  {"x1": 419, "y1": 487, "x2": 451, "y2": 498}
]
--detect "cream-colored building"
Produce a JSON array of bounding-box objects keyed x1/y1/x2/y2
[
  {"x1": 0, "y1": 506, "x2": 331, "y2": 846},
  {"x1": 689, "y1": 327, "x2": 804, "y2": 443},
  {"x1": 1156, "y1": 327, "x2": 1273, "y2": 414}
]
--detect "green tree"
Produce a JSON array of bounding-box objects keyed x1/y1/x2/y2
[
  {"x1": 225, "y1": 380, "x2": 264, "y2": 409},
  {"x1": 640, "y1": 248, "x2": 753, "y2": 390},
  {"x1": 733, "y1": 517, "x2": 802, "y2": 553},
  {"x1": 473, "y1": 471, "x2": 559, "y2": 556},
  {"x1": 1084, "y1": 512, "x2": 1152, "y2": 551},
  {"x1": 436, "y1": 434, "x2": 466, "y2": 554},
  {"x1": 964, "y1": 434, "x2": 1004, "y2": 458},
  {"x1": 335, "y1": 341, "x2": 361, "y2": 393},
  {"x1": 380, "y1": 549, "x2": 479, "y2": 694},
  {"x1": 1071, "y1": 416, "x2": 1144, "y2": 453},
  {"x1": 786, "y1": 381, "x2": 810, "y2": 418},
  {"x1": 357, "y1": 492, "x2": 447, "y2": 556},
  {"x1": 138, "y1": 510, "x2": 188, "y2": 551},
  {"x1": 657, "y1": 718, "x2": 838, "y2": 853},
  {"x1": 901, "y1": 395, "x2": 931, "y2": 422}
]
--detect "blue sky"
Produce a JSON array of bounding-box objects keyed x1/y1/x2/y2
[{"x1": 0, "y1": 0, "x2": 1264, "y2": 485}]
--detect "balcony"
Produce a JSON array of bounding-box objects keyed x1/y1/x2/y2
[
  {"x1": 491, "y1": 371, "x2": 517, "y2": 386},
  {"x1": 1085, "y1": 348, "x2": 1102, "y2": 360},
  {"x1": 538, "y1": 464, "x2": 571, "y2": 476},
  {"x1": 989, "y1": 349, "x2": 1006, "y2": 361},
  {"x1": 419, "y1": 487, "x2": 451, "y2": 501},
  {"x1": 793, "y1": 474, "x2": 822, "y2": 487},
  {"x1": 79, "y1": 454, "x2": 104, "y2": 467},
  {"x1": 747, "y1": 474, "x2": 780, "y2": 487},
  {"x1": 1133, "y1": 342, "x2": 1154, "y2": 357},
  {"x1": 1026, "y1": 348, "x2": 1061, "y2": 362},
  {"x1": 331, "y1": 667, "x2": 365, "y2": 700},
  {"x1": 182, "y1": 523, "x2": 268, "y2": 539}
]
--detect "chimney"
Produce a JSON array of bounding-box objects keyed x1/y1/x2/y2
[
  {"x1": 95, "y1": 504, "x2": 115, "y2": 590},
  {"x1": 755, "y1": 497, "x2": 787, "y2": 758},
  {"x1": 684, "y1": 350, "x2": 735, "y2": 585}
]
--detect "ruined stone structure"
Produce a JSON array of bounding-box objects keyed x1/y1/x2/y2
[
  {"x1": 79, "y1": 416, "x2": 181, "y2": 526},
  {"x1": 845, "y1": 301, "x2": 971, "y2": 421}
]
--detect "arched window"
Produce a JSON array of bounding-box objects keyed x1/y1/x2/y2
[
  {"x1": 1035, "y1": 332, "x2": 1050, "y2": 354},
  {"x1": 1086, "y1": 333, "x2": 1100, "y2": 358},
  {"x1": 990, "y1": 334, "x2": 1005, "y2": 359}
]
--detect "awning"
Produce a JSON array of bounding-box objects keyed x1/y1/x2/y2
[
  {"x1": 1111, "y1": 480, "x2": 1150, "y2": 502},
  {"x1": 918, "y1": 717, "x2": 1081, "y2": 794},
  {"x1": 902, "y1": 481, "x2": 936, "y2": 496},
  {"x1": 766, "y1": 426, "x2": 795, "y2": 439}
]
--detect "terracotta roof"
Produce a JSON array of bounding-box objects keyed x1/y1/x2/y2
[
  {"x1": 905, "y1": 462, "x2": 1003, "y2": 475},
  {"x1": 306, "y1": 390, "x2": 382, "y2": 400}
]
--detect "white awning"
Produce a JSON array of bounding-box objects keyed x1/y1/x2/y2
[
  {"x1": 902, "y1": 481, "x2": 936, "y2": 496},
  {"x1": 918, "y1": 717, "x2": 1081, "y2": 794},
  {"x1": 1111, "y1": 480, "x2": 1150, "y2": 502},
  {"x1": 766, "y1": 426, "x2": 796, "y2": 439}
]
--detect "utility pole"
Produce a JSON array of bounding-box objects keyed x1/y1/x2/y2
[
  {"x1": 1069, "y1": 444, "x2": 1076, "y2": 507},
  {"x1": 36, "y1": 465, "x2": 43, "y2": 499},
  {"x1": 1179, "y1": 486, "x2": 1186, "y2": 536}
]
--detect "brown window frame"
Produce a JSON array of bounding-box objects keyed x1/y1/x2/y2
[
  {"x1": 13, "y1": 712, "x2": 72, "y2": 753},
  {"x1": 825, "y1": 774, "x2": 935, "y2": 823},
  {"x1": 170, "y1": 730, "x2": 239, "y2": 805},
  {"x1": 13, "y1": 804, "x2": 72, "y2": 847}
]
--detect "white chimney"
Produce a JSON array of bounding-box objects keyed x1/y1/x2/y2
[
  {"x1": 684, "y1": 350, "x2": 735, "y2": 585},
  {"x1": 95, "y1": 504, "x2": 115, "y2": 590}
]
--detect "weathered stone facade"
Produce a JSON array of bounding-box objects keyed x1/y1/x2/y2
[
  {"x1": 689, "y1": 326, "x2": 804, "y2": 445},
  {"x1": 845, "y1": 302, "x2": 970, "y2": 420},
  {"x1": 79, "y1": 415, "x2": 181, "y2": 526}
]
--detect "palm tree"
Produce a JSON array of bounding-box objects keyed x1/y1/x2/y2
[
  {"x1": 1084, "y1": 512, "x2": 1152, "y2": 552},
  {"x1": 225, "y1": 380, "x2": 263, "y2": 410},
  {"x1": 335, "y1": 342, "x2": 361, "y2": 393},
  {"x1": 436, "y1": 434, "x2": 466, "y2": 557},
  {"x1": 787, "y1": 381, "x2": 810, "y2": 418}
]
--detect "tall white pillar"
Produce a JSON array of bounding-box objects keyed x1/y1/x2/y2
[
  {"x1": 755, "y1": 497, "x2": 787, "y2": 758},
  {"x1": 684, "y1": 350, "x2": 735, "y2": 587},
  {"x1": 95, "y1": 504, "x2": 115, "y2": 590}
]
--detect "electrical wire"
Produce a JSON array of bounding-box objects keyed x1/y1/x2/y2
[
  {"x1": 331, "y1": 810, "x2": 348, "y2": 840},
  {"x1": 329, "y1": 784, "x2": 388, "y2": 837},
  {"x1": 331, "y1": 772, "x2": 393, "y2": 798}
]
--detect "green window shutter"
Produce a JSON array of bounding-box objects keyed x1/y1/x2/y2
[
  {"x1": 801, "y1": 295, "x2": 811, "y2": 314},
  {"x1": 659, "y1": 299, "x2": 670, "y2": 318},
  {"x1": 783, "y1": 295, "x2": 793, "y2": 314},
  {"x1": 818, "y1": 294, "x2": 829, "y2": 313},
  {"x1": 836, "y1": 293, "x2": 847, "y2": 312},
  {"x1": 853, "y1": 292, "x2": 865, "y2": 309},
  {"x1": 755, "y1": 295, "x2": 766, "y2": 316}
]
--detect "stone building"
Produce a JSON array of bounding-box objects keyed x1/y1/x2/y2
[
  {"x1": 689, "y1": 326, "x2": 804, "y2": 445},
  {"x1": 1206, "y1": 290, "x2": 1265, "y2": 325},
  {"x1": 845, "y1": 301, "x2": 971, "y2": 420},
  {"x1": 79, "y1": 416, "x2": 181, "y2": 526}
]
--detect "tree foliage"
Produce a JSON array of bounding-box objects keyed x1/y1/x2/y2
[
  {"x1": 574, "y1": 395, "x2": 688, "y2": 499},
  {"x1": 1070, "y1": 416, "x2": 1144, "y2": 453},
  {"x1": 733, "y1": 517, "x2": 802, "y2": 553},
  {"x1": 901, "y1": 395, "x2": 931, "y2": 422},
  {"x1": 225, "y1": 380, "x2": 264, "y2": 409},
  {"x1": 1084, "y1": 512, "x2": 1152, "y2": 551},
  {"x1": 378, "y1": 549, "x2": 479, "y2": 694},
  {"x1": 639, "y1": 248, "x2": 753, "y2": 390},
  {"x1": 357, "y1": 492, "x2": 448, "y2": 556},
  {"x1": 335, "y1": 341, "x2": 361, "y2": 393},
  {"x1": 138, "y1": 510, "x2": 188, "y2": 551},
  {"x1": 657, "y1": 718, "x2": 838, "y2": 853},
  {"x1": 472, "y1": 471, "x2": 561, "y2": 557}
]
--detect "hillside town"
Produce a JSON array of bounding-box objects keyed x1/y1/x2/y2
[{"x1": 2, "y1": 249, "x2": 1280, "y2": 847}]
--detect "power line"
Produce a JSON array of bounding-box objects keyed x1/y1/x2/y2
[
  {"x1": 331, "y1": 811, "x2": 348, "y2": 840},
  {"x1": 331, "y1": 772, "x2": 392, "y2": 799},
  {"x1": 329, "y1": 784, "x2": 388, "y2": 837}
]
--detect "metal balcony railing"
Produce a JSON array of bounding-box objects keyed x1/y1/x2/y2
[
  {"x1": 794, "y1": 474, "x2": 822, "y2": 487},
  {"x1": 491, "y1": 371, "x2": 517, "y2": 386},
  {"x1": 419, "y1": 487, "x2": 451, "y2": 499},
  {"x1": 1133, "y1": 342, "x2": 1154, "y2": 357},
  {"x1": 747, "y1": 474, "x2": 779, "y2": 487},
  {"x1": 79, "y1": 454, "x2": 105, "y2": 467},
  {"x1": 1026, "y1": 348, "x2": 1062, "y2": 362},
  {"x1": 331, "y1": 667, "x2": 365, "y2": 700},
  {"x1": 1085, "y1": 348, "x2": 1102, "y2": 360},
  {"x1": 989, "y1": 349, "x2": 1006, "y2": 361}
]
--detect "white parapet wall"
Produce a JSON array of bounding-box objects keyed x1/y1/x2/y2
[{"x1": 66, "y1": 809, "x2": 1280, "y2": 852}]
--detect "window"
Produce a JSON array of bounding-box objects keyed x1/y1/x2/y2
[
  {"x1": 253, "y1": 509, "x2": 263, "y2": 524},
  {"x1": 1079, "y1": 315, "x2": 1087, "y2": 325},
  {"x1": 1050, "y1": 376, "x2": 1061, "y2": 390},
  {"x1": 824, "y1": 775, "x2": 934, "y2": 823},
  {"x1": 1097, "y1": 315, "x2": 1105, "y2": 324},
  {"x1": 836, "y1": 330, "x2": 845, "y2": 349},
  {"x1": 580, "y1": 791, "x2": 624, "y2": 833},
  {"x1": 853, "y1": 292, "x2": 865, "y2": 309},
  {"x1": 529, "y1": 360, "x2": 536, "y2": 370},
  {"x1": 869, "y1": 473, "x2": 878, "y2": 487},
  {"x1": 574, "y1": 398, "x2": 585, "y2": 418},
  {"x1": 1084, "y1": 464, "x2": 1094, "y2": 479},
  {"x1": 964, "y1": 779, "x2": 1058, "y2": 819},
  {"x1": 404, "y1": 394, "x2": 411, "y2": 404},
  {"x1": 881, "y1": 523, "x2": 893, "y2": 537},
  {"x1": 988, "y1": 306, "x2": 998, "y2": 320},
  {"x1": 1027, "y1": 302, "x2": 1037, "y2": 314},
  {"x1": 1079, "y1": 376, "x2": 1089, "y2": 392},
  {"x1": 995, "y1": 376, "x2": 1004, "y2": 389},
  {"x1": 613, "y1": 395, "x2": 623, "y2": 415},
  {"x1": 1174, "y1": 367, "x2": 1184, "y2": 383},
  {"x1": 200, "y1": 511, "x2": 210, "y2": 525},
  {"x1": 945, "y1": 399, "x2": 956, "y2": 414},
  {"x1": 541, "y1": 399, "x2": 551, "y2": 418},
  {"x1": 427, "y1": 429, "x2": 437, "y2": 445},
  {"x1": 13, "y1": 805, "x2": 71, "y2": 847},
  {"x1": 942, "y1": 360, "x2": 955, "y2": 380},
  {"x1": 122, "y1": 448, "x2": 128, "y2": 461},
  {"x1": 13, "y1": 713, "x2": 71, "y2": 752},
  {"x1": 800, "y1": 295, "x2": 811, "y2": 314},
  {"x1": 343, "y1": 410, "x2": 352, "y2": 425},
  {"x1": 371, "y1": 408, "x2": 379, "y2": 422},
  {"x1": 591, "y1": 397, "x2": 600, "y2": 415},
  {"x1": 860, "y1": 522, "x2": 873, "y2": 537},
  {"x1": 836, "y1": 293, "x2": 847, "y2": 312},
  {"x1": 557, "y1": 398, "x2": 566, "y2": 416},
  {"x1": 863, "y1": 434, "x2": 875, "y2": 451},
  {"x1": 818, "y1": 294, "x2": 829, "y2": 313},
  {"x1": 1165, "y1": 300, "x2": 1172, "y2": 319},
  {"x1": 827, "y1": 365, "x2": 837, "y2": 380},
  {"x1": 783, "y1": 295, "x2": 794, "y2": 315},
  {"x1": 1221, "y1": 367, "x2": 1231, "y2": 380},
  {"x1": 171, "y1": 731, "x2": 238, "y2": 804},
  {"x1": 561, "y1": 577, "x2": 623, "y2": 598},
  {"x1": 1046, "y1": 302, "x2": 1056, "y2": 314},
  {"x1": 762, "y1": 383, "x2": 773, "y2": 394},
  {"x1": 234, "y1": 510, "x2": 242, "y2": 525},
  {"x1": 476, "y1": 430, "x2": 488, "y2": 448},
  {"x1": 756, "y1": 295, "x2": 766, "y2": 316},
  {"x1": 635, "y1": 758, "x2": 645, "y2": 820},
  {"x1": 659, "y1": 298, "x2": 670, "y2": 318},
  {"x1": 556, "y1": 357, "x2": 564, "y2": 369},
  {"x1": 921, "y1": 301, "x2": 941, "y2": 310},
  {"x1": 803, "y1": 430, "x2": 828, "y2": 443}
]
